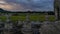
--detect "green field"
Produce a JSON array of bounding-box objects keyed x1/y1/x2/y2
[{"x1": 0, "y1": 15, "x2": 56, "y2": 22}]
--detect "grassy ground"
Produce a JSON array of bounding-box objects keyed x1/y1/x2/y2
[{"x1": 0, "y1": 13, "x2": 56, "y2": 22}]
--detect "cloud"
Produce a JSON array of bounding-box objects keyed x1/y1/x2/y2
[
  {"x1": 0, "y1": 0, "x2": 54, "y2": 11},
  {"x1": 0, "y1": 4, "x2": 13, "y2": 10},
  {"x1": 0, "y1": 0, "x2": 25, "y2": 11}
]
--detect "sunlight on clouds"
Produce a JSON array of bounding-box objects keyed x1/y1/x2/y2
[
  {"x1": 0, "y1": 0, "x2": 54, "y2": 11},
  {"x1": 0, "y1": 4, "x2": 13, "y2": 10},
  {"x1": 0, "y1": 1, "x2": 6, "y2": 3},
  {"x1": 0, "y1": 0, "x2": 24, "y2": 11},
  {"x1": 0, "y1": 4, "x2": 23, "y2": 11},
  {"x1": 0, "y1": 0, "x2": 35, "y2": 11},
  {"x1": 0, "y1": 0, "x2": 13, "y2": 10}
]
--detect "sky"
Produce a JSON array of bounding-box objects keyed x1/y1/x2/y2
[{"x1": 0, "y1": 0, "x2": 54, "y2": 11}]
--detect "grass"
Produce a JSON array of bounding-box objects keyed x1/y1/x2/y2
[
  {"x1": 18, "y1": 13, "x2": 26, "y2": 16},
  {"x1": 29, "y1": 15, "x2": 39, "y2": 21},
  {"x1": 29, "y1": 14, "x2": 46, "y2": 22},
  {"x1": 0, "y1": 16, "x2": 7, "y2": 22},
  {"x1": 39, "y1": 15, "x2": 46, "y2": 22},
  {"x1": 0, "y1": 13, "x2": 56, "y2": 22},
  {"x1": 18, "y1": 15, "x2": 26, "y2": 21},
  {"x1": 10, "y1": 15, "x2": 26, "y2": 22},
  {"x1": 10, "y1": 16, "x2": 19, "y2": 22},
  {"x1": 48, "y1": 16, "x2": 56, "y2": 22}
]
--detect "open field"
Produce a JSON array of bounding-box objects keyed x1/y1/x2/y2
[
  {"x1": 0, "y1": 13, "x2": 56, "y2": 22},
  {"x1": 0, "y1": 13, "x2": 60, "y2": 34}
]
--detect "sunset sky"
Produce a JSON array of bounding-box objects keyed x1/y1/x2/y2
[{"x1": 0, "y1": 0, "x2": 54, "y2": 11}]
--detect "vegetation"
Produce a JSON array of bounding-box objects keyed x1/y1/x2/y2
[
  {"x1": 0, "y1": 16, "x2": 7, "y2": 22},
  {"x1": 0, "y1": 13, "x2": 56, "y2": 22},
  {"x1": 18, "y1": 15, "x2": 26, "y2": 21},
  {"x1": 48, "y1": 16, "x2": 56, "y2": 22},
  {"x1": 10, "y1": 15, "x2": 26, "y2": 22},
  {"x1": 18, "y1": 13, "x2": 26, "y2": 16},
  {"x1": 29, "y1": 14, "x2": 46, "y2": 22},
  {"x1": 29, "y1": 15, "x2": 39, "y2": 21},
  {"x1": 10, "y1": 16, "x2": 19, "y2": 22},
  {"x1": 39, "y1": 15, "x2": 46, "y2": 22}
]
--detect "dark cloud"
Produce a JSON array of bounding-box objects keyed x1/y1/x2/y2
[{"x1": 0, "y1": 0, "x2": 54, "y2": 11}]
